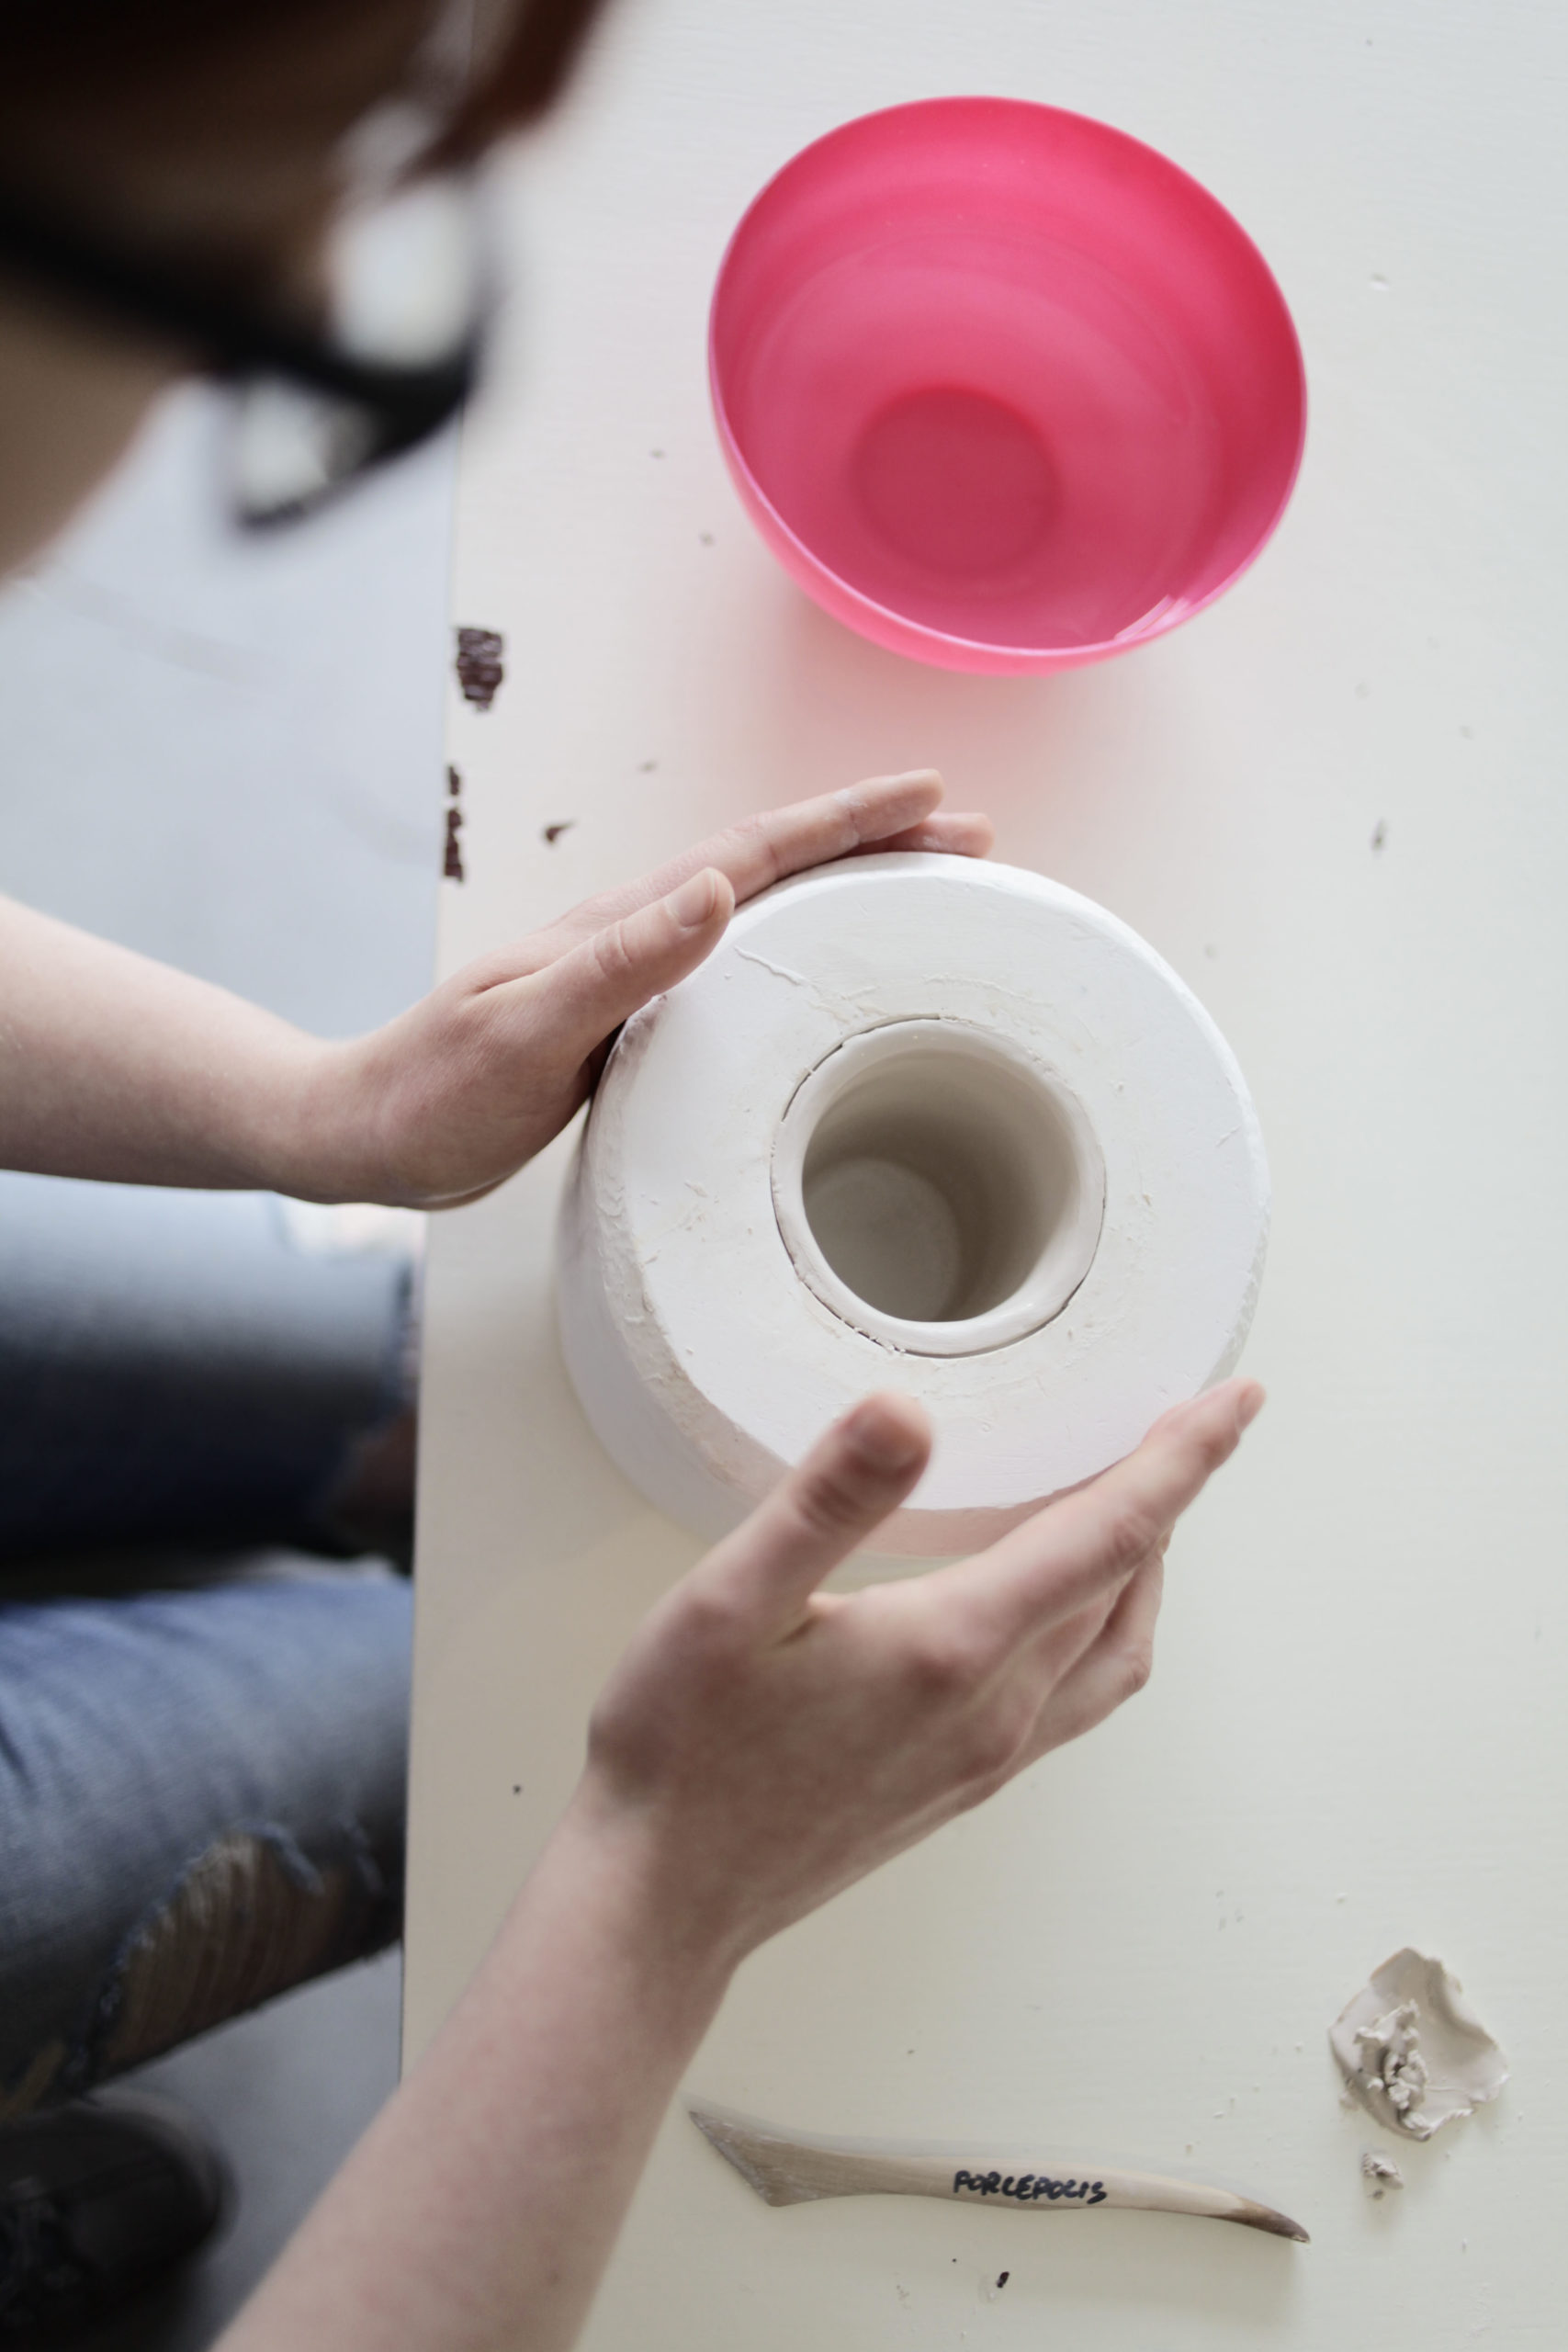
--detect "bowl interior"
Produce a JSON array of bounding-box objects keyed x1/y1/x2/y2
[{"x1": 711, "y1": 100, "x2": 1304, "y2": 660}]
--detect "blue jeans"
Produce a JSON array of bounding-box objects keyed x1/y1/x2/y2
[{"x1": 0, "y1": 1176, "x2": 415, "y2": 2120}]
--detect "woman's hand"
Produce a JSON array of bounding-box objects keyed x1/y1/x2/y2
[
  {"x1": 571, "y1": 1376, "x2": 1265, "y2": 1968},
  {"x1": 220, "y1": 1377, "x2": 1263, "y2": 2352},
  {"x1": 307, "y1": 770, "x2": 990, "y2": 1206},
  {"x1": 0, "y1": 773, "x2": 986, "y2": 1204}
]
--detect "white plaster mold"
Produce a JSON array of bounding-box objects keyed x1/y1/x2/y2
[
  {"x1": 556, "y1": 853, "x2": 1270, "y2": 1556},
  {"x1": 1330, "y1": 1949, "x2": 1507, "y2": 2142}
]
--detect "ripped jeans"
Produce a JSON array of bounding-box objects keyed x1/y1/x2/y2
[{"x1": 0, "y1": 1176, "x2": 415, "y2": 2120}]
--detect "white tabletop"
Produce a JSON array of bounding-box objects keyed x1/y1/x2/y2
[{"x1": 405, "y1": 5, "x2": 1568, "y2": 2344}]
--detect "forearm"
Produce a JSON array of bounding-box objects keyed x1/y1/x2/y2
[
  {"x1": 217, "y1": 1787, "x2": 733, "y2": 2352},
  {"x1": 0, "y1": 895, "x2": 348, "y2": 1193}
]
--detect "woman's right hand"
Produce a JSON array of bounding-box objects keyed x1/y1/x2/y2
[
  {"x1": 571, "y1": 1377, "x2": 1265, "y2": 1967},
  {"x1": 219, "y1": 1380, "x2": 1264, "y2": 2352}
]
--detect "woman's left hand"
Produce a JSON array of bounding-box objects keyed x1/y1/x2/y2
[{"x1": 308, "y1": 770, "x2": 990, "y2": 1207}]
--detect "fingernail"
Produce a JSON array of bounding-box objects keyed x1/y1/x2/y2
[
  {"x1": 669, "y1": 869, "x2": 719, "y2": 929},
  {"x1": 846, "y1": 1396, "x2": 927, "y2": 1472}
]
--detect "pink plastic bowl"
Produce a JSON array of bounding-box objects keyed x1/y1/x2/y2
[{"x1": 709, "y1": 99, "x2": 1305, "y2": 674}]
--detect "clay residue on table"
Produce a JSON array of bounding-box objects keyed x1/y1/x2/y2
[
  {"x1": 1330, "y1": 1949, "x2": 1506, "y2": 2141},
  {"x1": 455, "y1": 626, "x2": 505, "y2": 711}
]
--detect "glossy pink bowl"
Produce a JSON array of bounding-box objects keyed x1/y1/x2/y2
[{"x1": 709, "y1": 98, "x2": 1305, "y2": 673}]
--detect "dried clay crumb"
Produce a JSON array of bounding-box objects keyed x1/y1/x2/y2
[
  {"x1": 1329, "y1": 1949, "x2": 1506, "y2": 2142},
  {"x1": 455, "y1": 626, "x2": 505, "y2": 712},
  {"x1": 1361, "y1": 2151, "x2": 1404, "y2": 2199}
]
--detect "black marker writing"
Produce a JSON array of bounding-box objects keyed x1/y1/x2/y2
[{"x1": 953, "y1": 2169, "x2": 1108, "y2": 2207}]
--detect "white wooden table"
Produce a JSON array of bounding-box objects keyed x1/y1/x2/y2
[{"x1": 405, "y1": 6, "x2": 1568, "y2": 2344}]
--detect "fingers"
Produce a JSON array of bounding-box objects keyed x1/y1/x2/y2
[
  {"x1": 515, "y1": 866, "x2": 735, "y2": 1064},
  {"x1": 1021, "y1": 1548, "x2": 1167, "y2": 1759},
  {"x1": 1018, "y1": 1526, "x2": 1169, "y2": 1690},
  {"x1": 937, "y1": 1378, "x2": 1263, "y2": 1656},
  {"x1": 851, "y1": 809, "x2": 994, "y2": 859},
  {"x1": 698, "y1": 1394, "x2": 931, "y2": 1635},
  {"x1": 553, "y1": 772, "x2": 953, "y2": 936}
]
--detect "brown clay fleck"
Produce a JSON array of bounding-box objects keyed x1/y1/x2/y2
[
  {"x1": 996, "y1": 2272, "x2": 1010, "y2": 2290},
  {"x1": 455, "y1": 626, "x2": 505, "y2": 712},
  {"x1": 444, "y1": 805, "x2": 465, "y2": 882},
  {"x1": 542, "y1": 821, "x2": 576, "y2": 845}
]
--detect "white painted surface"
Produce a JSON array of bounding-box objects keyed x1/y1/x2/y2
[{"x1": 407, "y1": 4, "x2": 1568, "y2": 2346}]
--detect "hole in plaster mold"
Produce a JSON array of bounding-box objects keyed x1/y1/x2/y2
[{"x1": 772, "y1": 1021, "x2": 1105, "y2": 1358}]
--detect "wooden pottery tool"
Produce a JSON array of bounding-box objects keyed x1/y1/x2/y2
[{"x1": 688, "y1": 2102, "x2": 1309, "y2": 2243}]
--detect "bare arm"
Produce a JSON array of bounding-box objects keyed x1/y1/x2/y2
[
  {"x1": 0, "y1": 774, "x2": 988, "y2": 1203},
  {"x1": 0, "y1": 897, "x2": 332, "y2": 1193},
  {"x1": 217, "y1": 1378, "x2": 1263, "y2": 2352}
]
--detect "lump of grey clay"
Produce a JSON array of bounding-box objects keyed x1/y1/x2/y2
[
  {"x1": 1360, "y1": 2150, "x2": 1404, "y2": 2197},
  {"x1": 1330, "y1": 1949, "x2": 1506, "y2": 2141}
]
